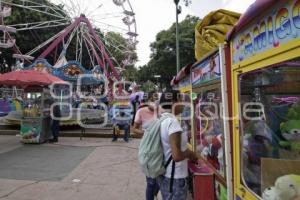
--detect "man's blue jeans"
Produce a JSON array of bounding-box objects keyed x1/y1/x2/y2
[
  {"x1": 146, "y1": 177, "x2": 159, "y2": 200},
  {"x1": 113, "y1": 124, "x2": 130, "y2": 141}
]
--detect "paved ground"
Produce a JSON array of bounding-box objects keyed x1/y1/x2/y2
[{"x1": 0, "y1": 136, "x2": 148, "y2": 200}]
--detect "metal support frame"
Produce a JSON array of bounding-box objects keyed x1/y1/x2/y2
[
  {"x1": 174, "y1": 0, "x2": 180, "y2": 74},
  {"x1": 81, "y1": 33, "x2": 95, "y2": 67},
  {"x1": 82, "y1": 16, "x2": 120, "y2": 80},
  {"x1": 11, "y1": 19, "x2": 70, "y2": 31},
  {"x1": 82, "y1": 32, "x2": 107, "y2": 75},
  {"x1": 38, "y1": 15, "x2": 120, "y2": 80}
]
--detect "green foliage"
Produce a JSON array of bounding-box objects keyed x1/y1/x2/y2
[
  {"x1": 104, "y1": 32, "x2": 127, "y2": 67},
  {"x1": 140, "y1": 80, "x2": 157, "y2": 92},
  {"x1": 122, "y1": 65, "x2": 138, "y2": 82},
  {"x1": 137, "y1": 15, "x2": 199, "y2": 87}
]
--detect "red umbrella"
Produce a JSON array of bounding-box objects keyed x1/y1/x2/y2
[{"x1": 0, "y1": 70, "x2": 66, "y2": 87}]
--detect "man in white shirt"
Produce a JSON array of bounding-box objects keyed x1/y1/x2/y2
[{"x1": 158, "y1": 90, "x2": 198, "y2": 200}]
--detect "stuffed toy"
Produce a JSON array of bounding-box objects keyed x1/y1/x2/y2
[
  {"x1": 217, "y1": 146, "x2": 224, "y2": 174},
  {"x1": 281, "y1": 120, "x2": 300, "y2": 140},
  {"x1": 244, "y1": 120, "x2": 273, "y2": 165},
  {"x1": 262, "y1": 174, "x2": 300, "y2": 200},
  {"x1": 197, "y1": 134, "x2": 222, "y2": 170},
  {"x1": 207, "y1": 134, "x2": 222, "y2": 170},
  {"x1": 262, "y1": 187, "x2": 278, "y2": 200},
  {"x1": 286, "y1": 101, "x2": 300, "y2": 120},
  {"x1": 280, "y1": 120, "x2": 300, "y2": 155},
  {"x1": 275, "y1": 174, "x2": 300, "y2": 200}
]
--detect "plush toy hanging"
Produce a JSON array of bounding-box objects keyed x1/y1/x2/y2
[{"x1": 279, "y1": 99, "x2": 300, "y2": 155}]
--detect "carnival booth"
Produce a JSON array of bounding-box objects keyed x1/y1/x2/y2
[
  {"x1": 21, "y1": 86, "x2": 52, "y2": 144},
  {"x1": 189, "y1": 47, "x2": 232, "y2": 200},
  {"x1": 171, "y1": 63, "x2": 193, "y2": 149},
  {"x1": 186, "y1": 8, "x2": 240, "y2": 200},
  {"x1": 2, "y1": 59, "x2": 106, "y2": 126},
  {"x1": 0, "y1": 70, "x2": 66, "y2": 143},
  {"x1": 227, "y1": 0, "x2": 300, "y2": 199}
]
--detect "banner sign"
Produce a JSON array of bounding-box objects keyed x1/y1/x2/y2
[
  {"x1": 233, "y1": 0, "x2": 300, "y2": 64},
  {"x1": 192, "y1": 52, "x2": 221, "y2": 86}
]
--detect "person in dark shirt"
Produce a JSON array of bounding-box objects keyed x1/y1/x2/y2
[
  {"x1": 50, "y1": 104, "x2": 61, "y2": 143},
  {"x1": 131, "y1": 95, "x2": 140, "y2": 125}
]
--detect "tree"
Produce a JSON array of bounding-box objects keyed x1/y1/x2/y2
[
  {"x1": 137, "y1": 15, "x2": 199, "y2": 87},
  {"x1": 139, "y1": 80, "x2": 157, "y2": 92},
  {"x1": 104, "y1": 32, "x2": 137, "y2": 69},
  {"x1": 121, "y1": 65, "x2": 138, "y2": 82}
]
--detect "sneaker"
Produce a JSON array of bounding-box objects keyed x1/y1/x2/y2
[
  {"x1": 112, "y1": 138, "x2": 117, "y2": 142},
  {"x1": 48, "y1": 138, "x2": 58, "y2": 143},
  {"x1": 48, "y1": 139, "x2": 54, "y2": 143},
  {"x1": 123, "y1": 138, "x2": 129, "y2": 143}
]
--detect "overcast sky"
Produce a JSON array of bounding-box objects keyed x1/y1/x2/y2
[
  {"x1": 131, "y1": 0, "x2": 256, "y2": 66},
  {"x1": 51, "y1": 0, "x2": 256, "y2": 67}
]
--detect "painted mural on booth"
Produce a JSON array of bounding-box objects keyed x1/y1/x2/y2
[
  {"x1": 233, "y1": 0, "x2": 300, "y2": 64},
  {"x1": 192, "y1": 52, "x2": 221, "y2": 86}
]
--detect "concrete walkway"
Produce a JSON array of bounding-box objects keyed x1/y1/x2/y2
[{"x1": 0, "y1": 136, "x2": 148, "y2": 200}]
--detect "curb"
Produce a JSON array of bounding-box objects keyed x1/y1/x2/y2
[{"x1": 0, "y1": 129, "x2": 142, "y2": 139}]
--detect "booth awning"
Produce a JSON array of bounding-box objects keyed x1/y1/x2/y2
[
  {"x1": 170, "y1": 63, "x2": 193, "y2": 86},
  {"x1": 0, "y1": 70, "x2": 66, "y2": 87}
]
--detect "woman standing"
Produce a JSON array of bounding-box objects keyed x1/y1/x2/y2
[{"x1": 132, "y1": 91, "x2": 159, "y2": 200}]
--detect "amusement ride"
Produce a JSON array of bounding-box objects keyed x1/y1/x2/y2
[
  {"x1": 0, "y1": 0, "x2": 138, "y2": 127},
  {"x1": 0, "y1": 0, "x2": 138, "y2": 84}
]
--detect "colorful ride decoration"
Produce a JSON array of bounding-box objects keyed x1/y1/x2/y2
[
  {"x1": 27, "y1": 59, "x2": 53, "y2": 73},
  {"x1": 26, "y1": 59, "x2": 104, "y2": 85},
  {"x1": 62, "y1": 63, "x2": 85, "y2": 79},
  {"x1": 0, "y1": 98, "x2": 22, "y2": 116}
]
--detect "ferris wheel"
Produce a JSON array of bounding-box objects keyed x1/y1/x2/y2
[{"x1": 0, "y1": 0, "x2": 138, "y2": 80}]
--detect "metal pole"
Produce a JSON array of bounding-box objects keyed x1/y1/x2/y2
[
  {"x1": 0, "y1": 0, "x2": 3, "y2": 25},
  {"x1": 174, "y1": 0, "x2": 180, "y2": 74}
]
